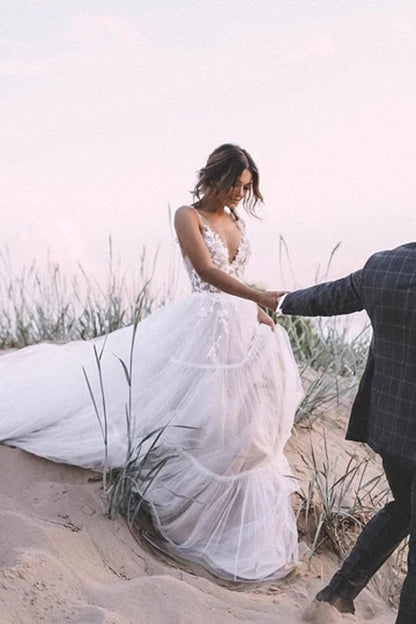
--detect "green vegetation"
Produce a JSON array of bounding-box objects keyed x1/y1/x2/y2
[
  {"x1": 1, "y1": 244, "x2": 370, "y2": 423},
  {"x1": 296, "y1": 430, "x2": 388, "y2": 556},
  {"x1": 296, "y1": 429, "x2": 406, "y2": 608},
  {"x1": 276, "y1": 314, "x2": 370, "y2": 423},
  {"x1": 0, "y1": 242, "x2": 173, "y2": 348},
  {"x1": 3, "y1": 242, "x2": 404, "y2": 607}
]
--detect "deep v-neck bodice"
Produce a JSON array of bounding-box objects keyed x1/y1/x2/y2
[
  {"x1": 195, "y1": 210, "x2": 243, "y2": 265},
  {"x1": 182, "y1": 208, "x2": 252, "y2": 294}
]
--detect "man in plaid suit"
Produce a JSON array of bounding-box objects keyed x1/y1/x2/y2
[{"x1": 279, "y1": 243, "x2": 416, "y2": 624}]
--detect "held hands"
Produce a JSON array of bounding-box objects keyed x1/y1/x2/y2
[{"x1": 257, "y1": 290, "x2": 288, "y2": 311}]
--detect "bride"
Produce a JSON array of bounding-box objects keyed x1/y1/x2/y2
[{"x1": 0, "y1": 143, "x2": 303, "y2": 582}]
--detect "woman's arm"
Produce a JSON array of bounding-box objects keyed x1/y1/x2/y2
[{"x1": 175, "y1": 206, "x2": 281, "y2": 309}]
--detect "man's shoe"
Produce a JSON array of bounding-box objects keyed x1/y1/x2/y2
[{"x1": 316, "y1": 585, "x2": 355, "y2": 615}]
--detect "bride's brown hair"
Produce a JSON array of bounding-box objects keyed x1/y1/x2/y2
[{"x1": 193, "y1": 144, "x2": 263, "y2": 218}]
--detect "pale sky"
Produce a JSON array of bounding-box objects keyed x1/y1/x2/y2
[{"x1": 2, "y1": 0, "x2": 416, "y2": 297}]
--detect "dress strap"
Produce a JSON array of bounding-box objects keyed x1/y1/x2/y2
[{"x1": 189, "y1": 205, "x2": 209, "y2": 227}]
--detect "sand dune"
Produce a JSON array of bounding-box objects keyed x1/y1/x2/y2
[{"x1": 0, "y1": 404, "x2": 399, "y2": 624}]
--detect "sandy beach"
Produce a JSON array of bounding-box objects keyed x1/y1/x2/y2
[{"x1": 0, "y1": 399, "x2": 399, "y2": 624}]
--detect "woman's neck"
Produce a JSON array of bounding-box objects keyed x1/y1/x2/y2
[{"x1": 196, "y1": 195, "x2": 225, "y2": 216}]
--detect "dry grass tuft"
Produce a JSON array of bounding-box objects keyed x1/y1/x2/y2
[{"x1": 296, "y1": 431, "x2": 388, "y2": 557}]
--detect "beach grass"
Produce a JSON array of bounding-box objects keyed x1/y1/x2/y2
[
  {"x1": 0, "y1": 242, "x2": 173, "y2": 348},
  {"x1": 4, "y1": 243, "x2": 401, "y2": 601},
  {"x1": 274, "y1": 313, "x2": 370, "y2": 423},
  {"x1": 296, "y1": 431, "x2": 388, "y2": 556},
  {"x1": 1, "y1": 245, "x2": 370, "y2": 429},
  {"x1": 296, "y1": 429, "x2": 407, "y2": 608}
]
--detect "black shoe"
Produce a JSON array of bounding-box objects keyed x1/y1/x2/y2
[{"x1": 316, "y1": 585, "x2": 355, "y2": 615}]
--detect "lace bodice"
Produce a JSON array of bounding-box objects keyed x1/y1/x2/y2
[{"x1": 182, "y1": 213, "x2": 251, "y2": 293}]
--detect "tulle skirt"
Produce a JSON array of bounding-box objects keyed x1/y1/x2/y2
[{"x1": 0, "y1": 292, "x2": 304, "y2": 581}]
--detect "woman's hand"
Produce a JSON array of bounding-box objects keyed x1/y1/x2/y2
[
  {"x1": 257, "y1": 290, "x2": 287, "y2": 311},
  {"x1": 257, "y1": 307, "x2": 275, "y2": 331}
]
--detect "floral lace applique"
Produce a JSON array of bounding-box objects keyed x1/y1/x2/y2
[{"x1": 183, "y1": 220, "x2": 251, "y2": 294}]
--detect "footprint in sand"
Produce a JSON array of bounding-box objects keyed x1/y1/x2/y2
[{"x1": 302, "y1": 599, "x2": 344, "y2": 623}]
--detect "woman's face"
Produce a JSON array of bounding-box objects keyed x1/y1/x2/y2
[{"x1": 220, "y1": 168, "x2": 252, "y2": 209}]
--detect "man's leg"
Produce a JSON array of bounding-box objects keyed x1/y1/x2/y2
[
  {"x1": 316, "y1": 456, "x2": 411, "y2": 614},
  {"x1": 395, "y1": 469, "x2": 416, "y2": 623}
]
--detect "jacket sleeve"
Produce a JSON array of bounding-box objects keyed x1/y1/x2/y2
[{"x1": 281, "y1": 269, "x2": 364, "y2": 317}]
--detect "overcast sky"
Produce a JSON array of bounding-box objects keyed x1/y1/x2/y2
[{"x1": 2, "y1": 0, "x2": 416, "y2": 296}]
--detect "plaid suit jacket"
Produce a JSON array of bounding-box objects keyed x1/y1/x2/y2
[{"x1": 282, "y1": 242, "x2": 416, "y2": 466}]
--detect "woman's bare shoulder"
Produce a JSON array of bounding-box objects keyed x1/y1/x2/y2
[
  {"x1": 175, "y1": 205, "x2": 199, "y2": 226},
  {"x1": 175, "y1": 205, "x2": 196, "y2": 217}
]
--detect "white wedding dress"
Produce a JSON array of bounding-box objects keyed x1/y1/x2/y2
[{"x1": 0, "y1": 213, "x2": 304, "y2": 581}]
